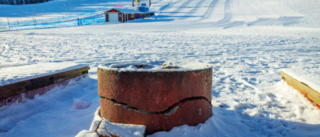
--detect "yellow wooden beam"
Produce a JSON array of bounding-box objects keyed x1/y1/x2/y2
[{"x1": 280, "y1": 70, "x2": 320, "y2": 108}]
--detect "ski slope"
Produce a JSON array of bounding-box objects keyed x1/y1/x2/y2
[
  {"x1": 1, "y1": 0, "x2": 319, "y2": 31},
  {"x1": 1, "y1": 0, "x2": 320, "y2": 137}
]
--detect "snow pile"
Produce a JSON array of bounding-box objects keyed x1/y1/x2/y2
[
  {"x1": 76, "y1": 107, "x2": 146, "y2": 137},
  {"x1": 77, "y1": 106, "x2": 257, "y2": 137}
]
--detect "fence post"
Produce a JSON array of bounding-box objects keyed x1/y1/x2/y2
[
  {"x1": 33, "y1": 18, "x2": 37, "y2": 29},
  {"x1": 7, "y1": 18, "x2": 10, "y2": 31}
]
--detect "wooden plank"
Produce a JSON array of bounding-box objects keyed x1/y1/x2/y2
[
  {"x1": 0, "y1": 66, "x2": 90, "y2": 107},
  {"x1": 280, "y1": 71, "x2": 320, "y2": 108}
]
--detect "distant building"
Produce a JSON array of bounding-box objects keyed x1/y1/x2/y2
[{"x1": 105, "y1": 8, "x2": 154, "y2": 23}]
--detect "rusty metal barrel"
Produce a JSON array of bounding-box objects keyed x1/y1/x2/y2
[{"x1": 98, "y1": 62, "x2": 212, "y2": 135}]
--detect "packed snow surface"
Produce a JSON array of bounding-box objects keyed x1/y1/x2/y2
[{"x1": 1, "y1": 0, "x2": 320, "y2": 137}]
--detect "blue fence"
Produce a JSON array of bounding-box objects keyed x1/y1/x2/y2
[{"x1": 0, "y1": 10, "x2": 106, "y2": 31}]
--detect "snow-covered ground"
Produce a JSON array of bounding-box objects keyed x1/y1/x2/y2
[{"x1": 1, "y1": 0, "x2": 320, "y2": 136}]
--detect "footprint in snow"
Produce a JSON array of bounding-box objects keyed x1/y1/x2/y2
[{"x1": 73, "y1": 99, "x2": 90, "y2": 110}]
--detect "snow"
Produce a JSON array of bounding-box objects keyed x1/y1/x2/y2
[
  {"x1": 1, "y1": 0, "x2": 320, "y2": 137},
  {"x1": 0, "y1": 62, "x2": 87, "y2": 86},
  {"x1": 76, "y1": 107, "x2": 146, "y2": 137},
  {"x1": 98, "y1": 61, "x2": 211, "y2": 72},
  {"x1": 111, "y1": 8, "x2": 151, "y2": 14},
  {"x1": 150, "y1": 106, "x2": 254, "y2": 137}
]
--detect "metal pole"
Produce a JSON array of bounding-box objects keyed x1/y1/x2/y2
[
  {"x1": 33, "y1": 18, "x2": 37, "y2": 29},
  {"x1": 7, "y1": 18, "x2": 10, "y2": 31}
]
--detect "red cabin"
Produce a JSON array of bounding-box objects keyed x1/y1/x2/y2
[
  {"x1": 105, "y1": 9, "x2": 125, "y2": 23},
  {"x1": 105, "y1": 8, "x2": 154, "y2": 23}
]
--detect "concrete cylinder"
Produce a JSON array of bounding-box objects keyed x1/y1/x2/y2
[{"x1": 98, "y1": 62, "x2": 212, "y2": 135}]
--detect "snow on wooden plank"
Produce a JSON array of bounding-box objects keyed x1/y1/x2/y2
[
  {"x1": 0, "y1": 63, "x2": 90, "y2": 107},
  {"x1": 281, "y1": 69, "x2": 320, "y2": 108},
  {"x1": 0, "y1": 62, "x2": 89, "y2": 86}
]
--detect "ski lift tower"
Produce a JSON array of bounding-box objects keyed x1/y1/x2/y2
[
  {"x1": 134, "y1": 0, "x2": 151, "y2": 12},
  {"x1": 133, "y1": 0, "x2": 151, "y2": 7}
]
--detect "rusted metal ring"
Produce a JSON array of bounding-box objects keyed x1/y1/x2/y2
[{"x1": 98, "y1": 62, "x2": 212, "y2": 135}]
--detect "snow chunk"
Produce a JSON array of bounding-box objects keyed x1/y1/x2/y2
[
  {"x1": 73, "y1": 99, "x2": 90, "y2": 110},
  {"x1": 97, "y1": 119, "x2": 146, "y2": 137},
  {"x1": 98, "y1": 61, "x2": 211, "y2": 72},
  {"x1": 76, "y1": 130, "x2": 99, "y2": 137},
  {"x1": 78, "y1": 107, "x2": 146, "y2": 137}
]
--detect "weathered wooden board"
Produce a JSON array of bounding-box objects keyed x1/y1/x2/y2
[
  {"x1": 280, "y1": 71, "x2": 320, "y2": 108},
  {"x1": 0, "y1": 66, "x2": 90, "y2": 107}
]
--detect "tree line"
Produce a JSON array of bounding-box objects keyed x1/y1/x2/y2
[{"x1": 0, "y1": 0, "x2": 52, "y2": 5}]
